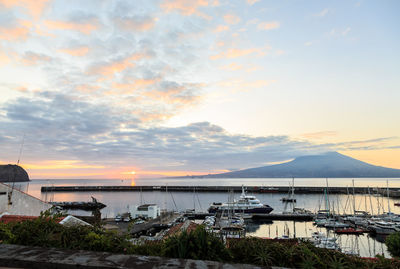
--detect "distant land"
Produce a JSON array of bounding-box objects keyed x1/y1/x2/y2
[
  {"x1": 0, "y1": 164, "x2": 30, "y2": 182},
  {"x1": 183, "y1": 152, "x2": 400, "y2": 178}
]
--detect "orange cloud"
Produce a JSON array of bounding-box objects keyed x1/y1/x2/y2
[
  {"x1": 43, "y1": 19, "x2": 99, "y2": 34},
  {"x1": 246, "y1": 0, "x2": 260, "y2": 5},
  {"x1": 87, "y1": 53, "x2": 149, "y2": 79},
  {"x1": 144, "y1": 83, "x2": 203, "y2": 107},
  {"x1": 59, "y1": 46, "x2": 89, "y2": 56},
  {"x1": 257, "y1": 21, "x2": 280, "y2": 30},
  {"x1": 160, "y1": 0, "x2": 216, "y2": 19},
  {"x1": 115, "y1": 17, "x2": 157, "y2": 31},
  {"x1": 110, "y1": 78, "x2": 160, "y2": 94},
  {"x1": 23, "y1": 160, "x2": 105, "y2": 170},
  {"x1": 221, "y1": 62, "x2": 242, "y2": 71},
  {"x1": 136, "y1": 170, "x2": 207, "y2": 177},
  {"x1": 21, "y1": 52, "x2": 52, "y2": 65},
  {"x1": 139, "y1": 112, "x2": 173, "y2": 122},
  {"x1": 216, "y1": 41, "x2": 225, "y2": 47},
  {"x1": 214, "y1": 25, "x2": 229, "y2": 32},
  {"x1": 210, "y1": 47, "x2": 268, "y2": 60},
  {"x1": 0, "y1": 49, "x2": 10, "y2": 66},
  {"x1": 75, "y1": 84, "x2": 100, "y2": 93},
  {"x1": 223, "y1": 14, "x2": 241, "y2": 25},
  {"x1": 0, "y1": 23, "x2": 29, "y2": 41},
  {"x1": 14, "y1": 86, "x2": 28, "y2": 92},
  {"x1": 0, "y1": 0, "x2": 50, "y2": 20}
]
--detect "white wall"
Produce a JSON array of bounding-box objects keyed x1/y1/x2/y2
[{"x1": 0, "y1": 183, "x2": 52, "y2": 216}]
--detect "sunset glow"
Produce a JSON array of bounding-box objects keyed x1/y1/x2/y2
[{"x1": 0, "y1": 0, "x2": 399, "y2": 178}]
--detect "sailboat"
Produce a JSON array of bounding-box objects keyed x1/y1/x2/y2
[{"x1": 280, "y1": 178, "x2": 296, "y2": 203}]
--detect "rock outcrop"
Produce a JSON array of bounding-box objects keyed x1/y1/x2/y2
[{"x1": 0, "y1": 164, "x2": 30, "y2": 182}]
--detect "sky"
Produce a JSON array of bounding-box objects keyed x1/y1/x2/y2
[{"x1": 0, "y1": 0, "x2": 399, "y2": 179}]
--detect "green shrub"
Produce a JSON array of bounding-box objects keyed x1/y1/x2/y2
[
  {"x1": 162, "y1": 226, "x2": 231, "y2": 261},
  {"x1": 386, "y1": 232, "x2": 400, "y2": 258}
]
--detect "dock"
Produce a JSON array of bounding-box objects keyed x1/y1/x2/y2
[
  {"x1": 41, "y1": 185, "x2": 400, "y2": 195},
  {"x1": 252, "y1": 213, "x2": 315, "y2": 221}
]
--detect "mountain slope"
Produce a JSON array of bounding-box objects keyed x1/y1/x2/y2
[{"x1": 204, "y1": 152, "x2": 400, "y2": 178}]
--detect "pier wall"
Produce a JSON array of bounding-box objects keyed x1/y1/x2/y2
[{"x1": 41, "y1": 185, "x2": 400, "y2": 195}]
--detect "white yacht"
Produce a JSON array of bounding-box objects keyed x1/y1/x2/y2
[{"x1": 208, "y1": 186, "x2": 273, "y2": 214}]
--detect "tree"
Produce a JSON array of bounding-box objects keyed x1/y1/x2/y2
[{"x1": 386, "y1": 232, "x2": 400, "y2": 258}]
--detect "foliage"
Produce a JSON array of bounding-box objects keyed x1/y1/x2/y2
[
  {"x1": 162, "y1": 226, "x2": 231, "y2": 261},
  {"x1": 1, "y1": 217, "x2": 400, "y2": 268},
  {"x1": 386, "y1": 232, "x2": 400, "y2": 258},
  {"x1": 0, "y1": 222, "x2": 13, "y2": 243}
]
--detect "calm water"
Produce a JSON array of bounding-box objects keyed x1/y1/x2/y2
[{"x1": 8, "y1": 177, "x2": 400, "y2": 258}]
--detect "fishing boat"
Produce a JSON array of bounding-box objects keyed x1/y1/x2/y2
[
  {"x1": 208, "y1": 186, "x2": 273, "y2": 214},
  {"x1": 51, "y1": 196, "x2": 106, "y2": 210}
]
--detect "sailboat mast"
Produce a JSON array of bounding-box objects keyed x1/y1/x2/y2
[
  {"x1": 352, "y1": 179, "x2": 356, "y2": 215},
  {"x1": 368, "y1": 186, "x2": 374, "y2": 215},
  {"x1": 325, "y1": 178, "x2": 330, "y2": 215},
  {"x1": 291, "y1": 178, "x2": 295, "y2": 198},
  {"x1": 387, "y1": 180, "x2": 391, "y2": 214}
]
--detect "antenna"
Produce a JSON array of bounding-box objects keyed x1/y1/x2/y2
[
  {"x1": 17, "y1": 134, "x2": 26, "y2": 165},
  {"x1": 8, "y1": 134, "x2": 26, "y2": 206}
]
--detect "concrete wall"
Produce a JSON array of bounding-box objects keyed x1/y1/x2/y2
[
  {"x1": 0, "y1": 244, "x2": 268, "y2": 269},
  {"x1": 0, "y1": 183, "x2": 52, "y2": 216}
]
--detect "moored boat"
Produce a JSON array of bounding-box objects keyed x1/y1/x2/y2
[
  {"x1": 208, "y1": 186, "x2": 273, "y2": 214},
  {"x1": 334, "y1": 227, "x2": 367, "y2": 234}
]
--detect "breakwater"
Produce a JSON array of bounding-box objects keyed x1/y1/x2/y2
[{"x1": 41, "y1": 185, "x2": 400, "y2": 196}]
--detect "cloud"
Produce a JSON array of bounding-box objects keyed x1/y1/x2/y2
[
  {"x1": 87, "y1": 52, "x2": 151, "y2": 79},
  {"x1": 24, "y1": 160, "x2": 105, "y2": 170},
  {"x1": 20, "y1": 51, "x2": 52, "y2": 65},
  {"x1": 110, "y1": 78, "x2": 160, "y2": 94},
  {"x1": 221, "y1": 63, "x2": 242, "y2": 71},
  {"x1": 210, "y1": 47, "x2": 268, "y2": 60},
  {"x1": 246, "y1": 0, "x2": 260, "y2": 5},
  {"x1": 115, "y1": 15, "x2": 157, "y2": 32},
  {"x1": 59, "y1": 46, "x2": 89, "y2": 56},
  {"x1": 342, "y1": 27, "x2": 351, "y2": 36},
  {"x1": 223, "y1": 14, "x2": 241, "y2": 25},
  {"x1": 0, "y1": 91, "x2": 397, "y2": 174},
  {"x1": 314, "y1": 8, "x2": 329, "y2": 17},
  {"x1": 0, "y1": 47, "x2": 10, "y2": 66},
  {"x1": 0, "y1": 0, "x2": 51, "y2": 20},
  {"x1": 304, "y1": 41, "x2": 313, "y2": 46},
  {"x1": 319, "y1": 137, "x2": 399, "y2": 151},
  {"x1": 0, "y1": 21, "x2": 30, "y2": 41},
  {"x1": 43, "y1": 19, "x2": 99, "y2": 34},
  {"x1": 257, "y1": 21, "x2": 280, "y2": 30},
  {"x1": 214, "y1": 25, "x2": 229, "y2": 32},
  {"x1": 160, "y1": 0, "x2": 217, "y2": 19},
  {"x1": 329, "y1": 27, "x2": 352, "y2": 37}
]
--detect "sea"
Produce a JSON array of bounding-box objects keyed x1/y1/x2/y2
[{"x1": 8, "y1": 177, "x2": 400, "y2": 258}]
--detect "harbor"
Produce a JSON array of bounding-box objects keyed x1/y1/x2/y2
[{"x1": 9, "y1": 178, "x2": 400, "y2": 258}]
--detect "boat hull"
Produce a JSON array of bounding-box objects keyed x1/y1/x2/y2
[{"x1": 208, "y1": 206, "x2": 273, "y2": 214}]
